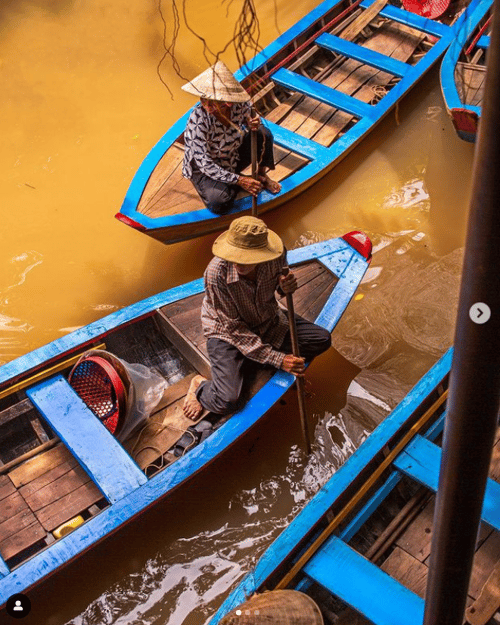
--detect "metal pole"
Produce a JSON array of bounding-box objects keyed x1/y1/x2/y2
[{"x1": 423, "y1": 4, "x2": 500, "y2": 625}]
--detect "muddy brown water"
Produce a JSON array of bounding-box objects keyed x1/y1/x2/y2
[{"x1": 1, "y1": 1, "x2": 475, "y2": 623}]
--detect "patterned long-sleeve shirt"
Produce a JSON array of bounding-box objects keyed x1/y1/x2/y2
[
  {"x1": 201, "y1": 254, "x2": 290, "y2": 368},
  {"x1": 182, "y1": 102, "x2": 252, "y2": 183}
]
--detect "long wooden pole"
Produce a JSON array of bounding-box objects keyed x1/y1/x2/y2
[
  {"x1": 251, "y1": 116, "x2": 258, "y2": 217},
  {"x1": 282, "y1": 266, "x2": 312, "y2": 455},
  {"x1": 423, "y1": 3, "x2": 500, "y2": 624}
]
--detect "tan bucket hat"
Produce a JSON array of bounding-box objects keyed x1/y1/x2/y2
[
  {"x1": 212, "y1": 216, "x2": 284, "y2": 264},
  {"x1": 181, "y1": 60, "x2": 251, "y2": 103}
]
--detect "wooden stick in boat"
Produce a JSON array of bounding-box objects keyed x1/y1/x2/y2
[
  {"x1": 251, "y1": 107, "x2": 258, "y2": 217},
  {"x1": 339, "y1": 0, "x2": 389, "y2": 41},
  {"x1": 282, "y1": 266, "x2": 311, "y2": 455},
  {"x1": 0, "y1": 438, "x2": 60, "y2": 475}
]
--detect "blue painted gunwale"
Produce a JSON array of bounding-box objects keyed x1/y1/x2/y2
[
  {"x1": 117, "y1": 0, "x2": 485, "y2": 242},
  {"x1": 440, "y1": 0, "x2": 493, "y2": 134},
  {"x1": 210, "y1": 347, "x2": 453, "y2": 623},
  {"x1": 0, "y1": 237, "x2": 369, "y2": 604}
]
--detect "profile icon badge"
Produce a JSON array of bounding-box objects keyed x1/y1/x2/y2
[{"x1": 6, "y1": 593, "x2": 31, "y2": 618}]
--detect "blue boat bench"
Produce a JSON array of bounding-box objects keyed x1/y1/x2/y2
[{"x1": 295, "y1": 431, "x2": 500, "y2": 625}]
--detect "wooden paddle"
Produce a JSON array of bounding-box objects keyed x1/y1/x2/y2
[
  {"x1": 282, "y1": 266, "x2": 312, "y2": 455},
  {"x1": 250, "y1": 107, "x2": 258, "y2": 217}
]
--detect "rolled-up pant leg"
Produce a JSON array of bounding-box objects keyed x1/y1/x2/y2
[
  {"x1": 196, "y1": 338, "x2": 248, "y2": 415},
  {"x1": 280, "y1": 315, "x2": 331, "y2": 361}
]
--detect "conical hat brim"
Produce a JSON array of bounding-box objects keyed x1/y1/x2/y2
[{"x1": 181, "y1": 61, "x2": 250, "y2": 103}]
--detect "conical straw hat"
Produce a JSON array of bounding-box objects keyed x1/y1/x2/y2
[
  {"x1": 181, "y1": 60, "x2": 250, "y2": 103},
  {"x1": 220, "y1": 590, "x2": 324, "y2": 624}
]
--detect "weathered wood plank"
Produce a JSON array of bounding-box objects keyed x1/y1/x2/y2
[
  {"x1": 0, "y1": 513, "x2": 46, "y2": 561},
  {"x1": 381, "y1": 545, "x2": 428, "y2": 598},
  {"x1": 20, "y1": 465, "x2": 91, "y2": 511},
  {"x1": 7, "y1": 443, "x2": 74, "y2": 488},
  {"x1": 0, "y1": 476, "x2": 16, "y2": 502},
  {"x1": 35, "y1": 483, "x2": 104, "y2": 532},
  {"x1": 468, "y1": 531, "x2": 500, "y2": 601},
  {"x1": 139, "y1": 144, "x2": 185, "y2": 213},
  {"x1": 467, "y1": 558, "x2": 500, "y2": 625},
  {"x1": 0, "y1": 399, "x2": 33, "y2": 428},
  {"x1": 0, "y1": 492, "x2": 29, "y2": 525}
]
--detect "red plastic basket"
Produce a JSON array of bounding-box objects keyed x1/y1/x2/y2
[
  {"x1": 402, "y1": 0, "x2": 450, "y2": 19},
  {"x1": 68, "y1": 355, "x2": 126, "y2": 434}
]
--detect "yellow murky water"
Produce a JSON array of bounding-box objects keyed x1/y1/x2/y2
[{"x1": 1, "y1": 1, "x2": 476, "y2": 624}]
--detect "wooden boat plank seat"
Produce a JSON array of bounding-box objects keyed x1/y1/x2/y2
[
  {"x1": 26, "y1": 376, "x2": 147, "y2": 504},
  {"x1": 273, "y1": 67, "x2": 374, "y2": 120},
  {"x1": 362, "y1": 0, "x2": 450, "y2": 38},
  {"x1": 393, "y1": 435, "x2": 500, "y2": 531},
  {"x1": 316, "y1": 32, "x2": 411, "y2": 77},
  {"x1": 303, "y1": 535, "x2": 424, "y2": 625}
]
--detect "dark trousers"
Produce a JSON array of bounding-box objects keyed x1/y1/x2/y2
[
  {"x1": 189, "y1": 125, "x2": 276, "y2": 215},
  {"x1": 196, "y1": 316, "x2": 331, "y2": 415}
]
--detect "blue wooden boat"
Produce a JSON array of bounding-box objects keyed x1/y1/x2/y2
[
  {"x1": 0, "y1": 234, "x2": 370, "y2": 606},
  {"x1": 210, "y1": 346, "x2": 500, "y2": 625},
  {"x1": 440, "y1": 0, "x2": 493, "y2": 141},
  {"x1": 115, "y1": 0, "x2": 487, "y2": 245}
]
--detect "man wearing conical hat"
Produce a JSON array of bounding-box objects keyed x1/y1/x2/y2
[
  {"x1": 181, "y1": 61, "x2": 281, "y2": 215},
  {"x1": 183, "y1": 216, "x2": 331, "y2": 420}
]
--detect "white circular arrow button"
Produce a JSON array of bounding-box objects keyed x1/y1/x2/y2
[{"x1": 469, "y1": 302, "x2": 491, "y2": 324}]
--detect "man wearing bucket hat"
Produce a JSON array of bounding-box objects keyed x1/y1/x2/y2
[
  {"x1": 183, "y1": 216, "x2": 331, "y2": 419},
  {"x1": 181, "y1": 61, "x2": 281, "y2": 215}
]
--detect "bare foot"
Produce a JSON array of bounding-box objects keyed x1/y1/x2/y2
[
  {"x1": 258, "y1": 173, "x2": 281, "y2": 195},
  {"x1": 182, "y1": 375, "x2": 207, "y2": 420}
]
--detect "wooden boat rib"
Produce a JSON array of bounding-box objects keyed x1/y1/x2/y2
[
  {"x1": 210, "y1": 347, "x2": 500, "y2": 625},
  {"x1": 0, "y1": 235, "x2": 370, "y2": 605},
  {"x1": 440, "y1": 0, "x2": 493, "y2": 141},
  {"x1": 116, "y1": 0, "x2": 488, "y2": 244}
]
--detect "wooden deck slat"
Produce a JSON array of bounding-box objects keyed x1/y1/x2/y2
[
  {"x1": 8, "y1": 443, "x2": 75, "y2": 489},
  {"x1": 0, "y1": 398, "x2": 34, "y2": 428},
  {"x1": 26, "y1": 376, "x2": 147, "y2": 503},
  {"x1": 0, "y1": 476, "x2": 16, "y2": 502},
  {"x1": 20, "y1": 466, "x2": 93, "y2": 512},
  {"x1": 380, "y1": 545, "x2": 428, "y2": 598},
  {"x1": 0, "y1": 491, "x2": 29, "y2": 525},
  {"x1": 300, "y1": 275, "x2": 338, "y2": 321},
  {"x1": 34, "y1": 483, "x2": 105, "y2": 532},
  {"x1": 139, "y1": 144, "x2": 185, "y2": 213},
  {"x1": 456, "y1": 63, "x2": 486, "y2": 107},
  {"x1": 0, "y1": 513, "x2": 46, "y2": 561},
  {"x1": 468, "y1": 531, "x2": 500, "y2": 600},
  {"x1": 467, "y1": 558, "x2": 500, "y2": 625}
]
